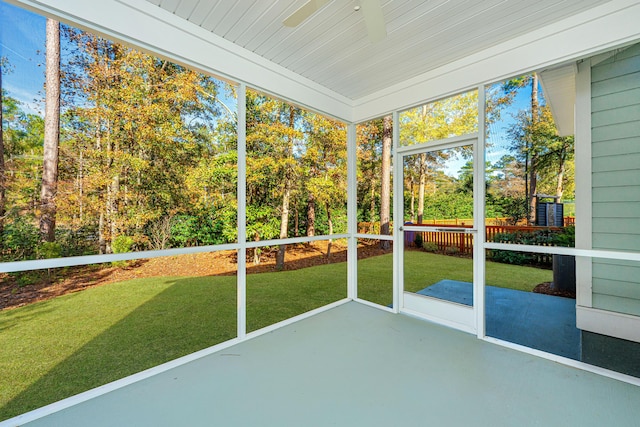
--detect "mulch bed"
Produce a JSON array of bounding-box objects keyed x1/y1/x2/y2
[
  {"x1": 1, "y1": 243, "x2": 574, "y2": 312},
  {"x1": 533, "y1": 282, "x2": 576, "y2": 299},
  {"x1": 0, "y1": 241, "x2": 391, "y2": 312}
]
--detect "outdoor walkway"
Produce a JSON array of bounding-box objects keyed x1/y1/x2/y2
[
  {"x1": 15, "y1": 302, "x2": 640, "y2": 426},
  {"x1": 418, "y1": 280, "x2": 580, "y2": 359}
]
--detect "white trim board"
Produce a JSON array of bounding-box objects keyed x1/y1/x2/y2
[
  {"x1": 577, "y1": 306, "x2": 640, "y2": 343},
  {"x1": 575, "y1": 58, "x2": 594, "y2": 308}
]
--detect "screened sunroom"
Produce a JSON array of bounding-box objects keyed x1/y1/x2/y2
[{"x1": 1, "y1": 0, "x2": 640, "y2": 425}]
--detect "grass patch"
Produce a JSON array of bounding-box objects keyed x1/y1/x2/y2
[
  {"x1": 0, "y1": 276, "x2": 236, "y2": 421},
  {"x1": 0, "y1": 253, "x2": 548, "y2": 421},
  {"x1": 357, "y1": 253, "x2": 393, "y2": 306},
  {"x1": 357, "y1": 251, "x2": 552, "y2": 307},
  {"x1": 247, "y1": 262, "x2": 347, "y2": 332}
]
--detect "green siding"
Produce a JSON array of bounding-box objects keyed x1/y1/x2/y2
[
  {"x1": 592, "y1": 121, "x2": 640, "y2": 142},
  {"x1": 591, "y1": 71, "x2": 640, "y2": 98},
  {"x1": 592, "y1": 88, "x2": 640, "y2": 111},
  {"x1": 592, "y1": 233, "x2": 640, "y2": 251},
  {"x1": 592, "y1": 187, "x2": 640, "y2": 203},
  {"x1": 591, "y1": 104, "x2": 640, "y2": 128},
  {"x1": 591, "y1": 52, "x2": 640, "y2": 83},
  {"x1": 592, "y1": 217, "x2": 640, "y2": 232},
  {"x1": 592, "y1": 170, "x2": 640, "y2": 187},
  {"x1": 592, "y1": 153, "x2": 640, "y2": 172},
  {"x1": 592, "y1": 137, "x2": 640, "y2": 157},
  {"x1": 591, "y1": 43, "x2": 640, "y2": 316}
]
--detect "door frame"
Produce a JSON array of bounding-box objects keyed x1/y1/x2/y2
[{"x1": 392, "y1": 87, "x2": 486, "y2": 337}]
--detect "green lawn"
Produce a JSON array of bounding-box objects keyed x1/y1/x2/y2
[
  {"x1": 0, "y1": 254, "x2": 548, "y2": 421},
  {"x1": 357, "y1": 251, "x2": 552, "y2": 307}
]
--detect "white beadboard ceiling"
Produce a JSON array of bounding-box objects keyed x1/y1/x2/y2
[{"x1": 145, "y1": 0, "x2": 610, "y2": 101}]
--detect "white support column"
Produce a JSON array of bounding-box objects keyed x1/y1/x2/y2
[
  {"x1": 575, "y1": 59, "x2": 593, "y2": 308},
  {"x1": 474, "y1": 86, "x2": 486, "y2": 338},
  {"x1": 347, "y1": 124, "x2": 358, "y2": 300},
  {"x1": 237, "y1": 83, "x2": 247, "y2": 339},
  {"x1": 392, "y1": 111, "x2": 402, "y2": 313}
]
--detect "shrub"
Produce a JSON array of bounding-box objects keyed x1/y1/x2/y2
[
  {"x1": 422, "y1": 241, "x2": 438, "y2": 252},
  {"x1": 553, "y1": 226, "x2": 575, "y2": 247},
  {"x1": 2, "y1": 216, "x2": 39, "y2": 261},
  {"x1": 169, "y1": 214, "x2": 230, "y2": 248},
  {"x1": 36, "y1": 242, "x2": 62, "y2": 260},
  {"x1": 444, "y1": 246, "x2": 460, "y2": 255},
  {"x1": 9, "y1": 271, "x2": 44, "y2": 287},
  {"x1": 111, "y1": 235, "x2": 135, "y2": 268},
  {"x1": 414, "y1": 233, "x2": 423, "y2": 248},
  {"x1": 55, "y1": 227, "x2": 99, "y2": 257},
  {"x1": 112, "y1": 235, "x2": 135, "y2": 254},
  {"x1": 490, "y1": 227, "x2": 573, "y2": 266},
  {"x1": 490, "y1": 249, "x2": 529, "y2": 265}
]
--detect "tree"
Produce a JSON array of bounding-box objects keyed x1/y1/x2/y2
[
  {"x1": 245, "y1": 90, "x2": 304, "y2": 266},
  {"x1": 275, "y1": 105, "x2": 297, "y2": 270},
  {"x1": 501, "y1": 73, "x2": 550, "y2": 224},
  {"x1": 379, "y1": 115, "x2": 391, "y2": 249},
  {"x1": 0, "y1": 57, "x2": 7, "y2": 243},
  {"x1": 303, "y1": 111, "x2": 347, "y2": 259},
  {"x1": 507, "y1": 98, "x2": 574, "y2": 224},
  {"x1": 356, "y1": 119, "x2": 383, "y2": 231},
  {"x1": 399, "y1": 92, "x2": 477, "y2": 223},
  {"x1": 61, "y1": 28, "x2": 228, "y2": 253},
  {"x1": 40, "y1": 18, "x2": 61, "y2": 243}
]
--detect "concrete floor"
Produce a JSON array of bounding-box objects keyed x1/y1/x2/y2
[
  {"x1": 418, "y1": 280, "x2": 580, "y2": 359},
  {"x1": 19, "y1": 302, "x2": 640, "y2": 427}
]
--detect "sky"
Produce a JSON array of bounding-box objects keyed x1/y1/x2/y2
[{"x1": 0, "y1": 0, "x2": 46, "y2": 115}]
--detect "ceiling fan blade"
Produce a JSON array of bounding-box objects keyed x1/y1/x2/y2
[
  {"x1": 283, "y1": 0, "x2": 331, "y2": 27},
  {"x1": 360, "y1": 0, "x2": 386, "y2": 43}
]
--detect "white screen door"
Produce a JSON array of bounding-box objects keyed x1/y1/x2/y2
[{"x1": 398, "y1": 136, "x2": 480, "y2": 333}]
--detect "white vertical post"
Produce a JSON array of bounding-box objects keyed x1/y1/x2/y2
[
  {"x1": 347, "y1": 123, "x2": 358, "y2": 300},
  {"x1": 575, "y1": 59, "x2": 593, "y2": 308},
  {"x1": 392, "y1": 111, "x2": 402, "y2": 313},
  {"x1": 474, "y1": 85, "x2": 486, "y2": 338},
  {"x1": 237, "y1": 83, "x2": 247, "y2": 339}
]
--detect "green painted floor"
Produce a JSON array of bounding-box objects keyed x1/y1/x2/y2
[{"x1": 18, "y1": 302, "x2": 640, "y2": 426}]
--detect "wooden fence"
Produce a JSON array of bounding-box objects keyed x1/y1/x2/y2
[
  {"x1": 404, "y1": 223, "x2": 562, "y2": 263},
  {"x1": 357, "y1": 220, "x2": 569, "y2": 265},
  {"x1": 358, "y1": 217, "x2": 574, "y2": 234}
]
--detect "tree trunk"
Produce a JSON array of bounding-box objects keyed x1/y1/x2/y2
[
  {"x1": 325, "y1": 203, "x2": 333, "y2": 263},
  {"x1": 0, "y1": 63, "x2": 6, "y2": 245},
  {"x1": 98, "y1": 211, "x2": 106, "y2": 254},
  {"x1": 369, "y1": 184, "x2": 376, "y2": 233},
  {"x1": 253, "y1": 232, "x2": 261, "y2": 265},
  {"x1": 109, "y1": 173, "x2": 120, "y2": 243},
  {"x1": 39, "y1": 18, "x2": 61, "y2": 243},
  {"x1": 529, "y1": 155, "x2": 537, "y2": 225},
  {"x1": 417, "y1": 153, "x2": 426, "y2": 224},
  {"x1": 306, "y1": 193, "x2": 315, "y2": 237},
  {"x1": 410, "y1": 178, "x2": 415, "y2": 223},
  {"x1": 380, "y1": 115, "x2": 392, "y2": 250},
  {"x1": 528, "y1": 73, "x2": 539, "y2": 225},
  {"x1": 556, "y1": 146, "x2": 567, "y2": 200},
  {"x1": 276, "y1": 106, "x2": 296, "y2": 271},
  {"x1": 276, "y1": 181, "x2": 290, "y2": 270},
  {"x1": 78, "y1": 150, "x2": 84, "y2": 224},
  {"x1": 294, "y1": 202, "x2": 299, "y2": 238}
]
